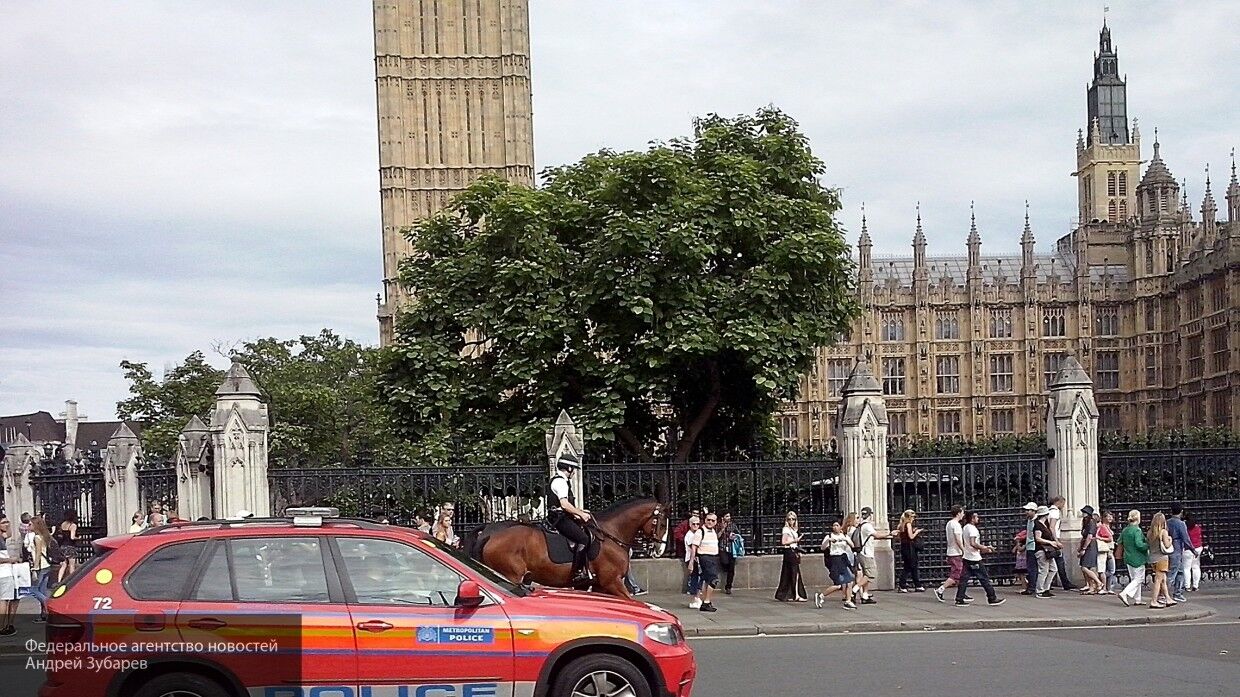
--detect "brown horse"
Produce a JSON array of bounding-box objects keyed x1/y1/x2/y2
[{"x1": 467, "y1": 498, "x2": 667, "y2": 598}]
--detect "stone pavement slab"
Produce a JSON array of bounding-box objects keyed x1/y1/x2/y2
[{"x1": 648, "y1": 587, "x2": 1215, "y2": 637}]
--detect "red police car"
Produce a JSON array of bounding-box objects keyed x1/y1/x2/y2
[{"x1": 40, "y1": 508, "x2": 695, "y2": 697}]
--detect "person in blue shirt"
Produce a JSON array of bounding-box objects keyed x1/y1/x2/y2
[{"x1": 1166, "y1": 503, "x2": 1194, "y2": 603}]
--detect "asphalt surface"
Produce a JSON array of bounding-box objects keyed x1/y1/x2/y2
[
  {"x1": 1, "y1": 592, "x2": 1235, "y2": 697},
  {"x1": 689, "y1": 590, "x2": 1240, "y2": 697}
]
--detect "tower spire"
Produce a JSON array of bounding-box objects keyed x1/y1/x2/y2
[
  {"x1": 858, "y1": 202, "x2": 872, "y2": 270},
  {"x1": 1087, "y1": 18, "x2": 1128, "y2": 145},
  {"x1": 913, "y1": 202, "x2": 927, "y2": 278},
  {"x1": 967, "y1": 201, "x2": 981, "y2": 271},
  {"x1": 1228, "y1": 147, "x2": 1240, "y2": 223}
]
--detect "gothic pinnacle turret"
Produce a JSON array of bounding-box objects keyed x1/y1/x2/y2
[
  {"x1": 1227, "y1": 148, "x2": 1240, "y2": 223},
  {"x1": 858, "y1": 203, "x2": 872, "y2": 270},
  {"x1": 1021, "y1": 201, "x2": 1036, "y2": 280},
  {"x1": 912, "y1": 202, "x2": 927, "y2": 276},
  {"x1": 1202, "y1": 165, "x2": 1218, "y2": 239},
  {"x1": 967, "y1": 201, "x2": 981, "y2": 269}
]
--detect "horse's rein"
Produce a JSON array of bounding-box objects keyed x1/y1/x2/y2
[{"x1": 586, "y1": 505, "x2": 663, "y2": 553}]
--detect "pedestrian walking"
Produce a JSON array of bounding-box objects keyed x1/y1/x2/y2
[
  {"x1": 0, "y1": 516, "x2": 23, "y2": 637},
  {"x1": 957, "y1": 511, "x2": 1005, "y2": 606},
  {"x1": 1184, "y1": 512, "x2": 1204, "y2": 592},
  {"x1": 695, "y1": 513, "x2": 722, "y2": 612},
  {"x1": 895, "y1": 509, "x2": 926, "y2": 592},
  {"x1": 1117, "y1": 509, "x2": 1149, "y2": 607},
  {"x1": 1146, "y1": 512, "x2": 1175, "y2": 609},
  {"x1": 26, "y1": 517, "x2": 60, "y2": 623},
  {"x1": 683, "y1": 515, "x2": 703, "y2": 608},
  {"x1": 717, "y1": 512, "x2": 740, "y2": 595},
  {"x1": 54, "y1": 508, "x2": 79, "y2": 583},
  {"x1": 854, "y1": 507, "x2": 894, "y2": 605},
  {"x1": 127, "y1": 511, "x2": 145, "y2": 534},
  {"x1": 674, "y1": 508, "x2": 701, "y2": 593},
  {"x1": 1019, "y1": 502, "x2": 1039, "y2": 595},
  {"x1": 1046, "y1": 496, "x2": 1077, "y2": 591},
  {"x1": 775, "y1": 511, "x2": 807, "y2": 602},
  {"x1": 935, "y1": 505, "x2": 967, "y2": 603},
  {"x1": 1032, "y1": 506, "x2": 1062, "y2": 597},
  {"x1": 1077, "y1": 505, "x2": 1104, "y2": 594},
  {"x1": 1095, "y1": 510, "x2": 1117, "y2": 594},
  {"x1": 1166, "y1": 504, "x2": 1192, "y2": 603},
  {"x1": 816, "y1": 520, "x2": 857, "y2": 610}
]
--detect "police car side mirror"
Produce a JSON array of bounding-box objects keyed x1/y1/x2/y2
[{"x1": 455, "y1": 580, "x2": 484, "y2": 608}]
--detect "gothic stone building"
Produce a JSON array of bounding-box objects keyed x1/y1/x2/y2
[
  {"x1": 374, "y1": 0, "x2": 536, "y2": 345},
  {"x1": 782, "y1": 23, "x2": 1240, "y2": 445}
]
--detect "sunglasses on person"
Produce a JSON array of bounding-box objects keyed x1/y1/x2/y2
[{"x1": 705, "y1": 517, "x2": 717, "y2": 523}]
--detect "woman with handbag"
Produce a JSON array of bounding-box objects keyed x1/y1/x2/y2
[
  {"x1": 774, "y1": 511, "x2": 807, "y2": 602},
  {"x1": 1146, "y1": 512, "x2": 1176, "y2": 609},
  {"x1": 1077, "y1": 505, "x2": 1104, "y2": 594},
  {"x1": 895, "y1": 509, "x2": 926, "y2": 592}
]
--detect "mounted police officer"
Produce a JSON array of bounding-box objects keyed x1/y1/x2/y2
[{"x1": 549, "y1": 453, "x2": 593, "y2": 584}]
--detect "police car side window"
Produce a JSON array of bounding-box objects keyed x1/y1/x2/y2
[
  {"x1": 230, "y1": 537, "x2": 331, "y2": 604},
  {"x1": 336, "y1": 537, "x2": 462, "y2": 606},
  {"x1": 126, "y1": 541, "x2": 207, "y2": 601},
  {"x1": 191, "y1": 542, "x2": 234, "y2": 601}
]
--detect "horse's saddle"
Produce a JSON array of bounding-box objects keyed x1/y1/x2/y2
[{"x1": 535, "y1": 521, "x2": 601, "y2": 565}]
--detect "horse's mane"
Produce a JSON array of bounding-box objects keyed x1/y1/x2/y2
[{"x1": 594, "y1": 496, "x2": 660, "y2": 520}]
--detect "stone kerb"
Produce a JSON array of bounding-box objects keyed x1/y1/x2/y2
[
  {"x1": 838, "y1": 358, "x2": 895, "y2": 590},
  {"x1": 1046, "y1": 353, "x2": 1100, "y2": 584}
]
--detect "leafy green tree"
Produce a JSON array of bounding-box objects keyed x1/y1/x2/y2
[
  {"x1": 382, "y1": 107, "x2": 859, "y2": 463},
  {"x1": 118, "y1": 331, "x2": 406, "y2": 465},
  {"x1": 117, "y1": 351, "x2": 223, "y2": 458}
]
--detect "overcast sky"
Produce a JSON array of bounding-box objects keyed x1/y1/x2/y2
[{"x1": 2, "y1": 1, "x2": 1237, "y2": 422}]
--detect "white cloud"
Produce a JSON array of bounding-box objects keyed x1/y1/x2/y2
[{"x1": 2, "y1": 1, "x2": 1237, "y2": 418}]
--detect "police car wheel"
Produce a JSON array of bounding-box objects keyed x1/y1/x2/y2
[
  {"x1": 553, "y1": 654, "x2": 652, "y2": 697},
  {"x1": 130, "y1": 672, "x2": 233, "y2": 697}
]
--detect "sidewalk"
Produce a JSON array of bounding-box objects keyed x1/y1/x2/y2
[{"x1": 648, "y1": 587, "x2": 1216, "y2": 637}]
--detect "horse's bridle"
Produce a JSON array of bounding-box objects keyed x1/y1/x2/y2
[{"x1": 587, "y1": 504, "x2": 663, "y2": 554}]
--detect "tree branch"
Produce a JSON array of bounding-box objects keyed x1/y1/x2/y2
[
  {"x1": 615, "y1": 426, "x2": 652, "y2": 461},
  {"x1": 674, "y1": 361, "x2": 722, "y2": 463}
]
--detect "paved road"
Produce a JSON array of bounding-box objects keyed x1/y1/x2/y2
[{"x1": 690, "y1": 591, "x2": 1240, "y2": 697}]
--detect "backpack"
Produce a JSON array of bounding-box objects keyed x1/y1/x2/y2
[
  {"x1": 849, "y1": 525, "x2": 866, "y2": 552},
  {"x1": 47, "y1": 538, "x2": 67, "y2": 565}
]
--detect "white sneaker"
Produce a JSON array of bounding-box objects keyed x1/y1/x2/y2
[{"x1": 688, "y1": 598, "x2": 702, "y2": 609}]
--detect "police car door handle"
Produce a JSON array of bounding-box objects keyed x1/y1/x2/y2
[
  {"x1": 356, "y1": 620, "x2": 395, "y2": 632},
  {"x1": 187, "y1": 618, "x2": 228, "y2": 630}
]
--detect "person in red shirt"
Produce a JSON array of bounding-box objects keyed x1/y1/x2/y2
[{"x1": 1185, "y1": 513, "x2": 1205, "y2": 592}]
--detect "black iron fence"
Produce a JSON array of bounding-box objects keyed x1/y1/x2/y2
[
  {"x1": 136, "y1": 460, "x2": 178, "y2": 516},
  {"x1": 29, "y1": 457, "x2": 107, "y2": 563},
  {"x1": 1100, "y1": 447, "x2": 1240, "y2": 580},
  {"x1": 887, "y1": 452, "x2": 1048, "y2": 585}
]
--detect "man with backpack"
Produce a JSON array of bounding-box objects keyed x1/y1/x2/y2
[{"x1": 850, "y1": 507, "x2": 895, "y2": 605}]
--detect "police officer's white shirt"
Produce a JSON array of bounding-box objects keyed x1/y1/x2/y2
[
  {"x1": 945, "y1": 519, "x2": 964, "y2": 557},
  {"x1": 550, "y1": 476, "x2": 571, "y2": 501},
  {"x1": 963, "y1": 523, "x2": 983, "y2": 562}
]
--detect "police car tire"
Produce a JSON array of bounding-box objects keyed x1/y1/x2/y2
[
  {"x1": 551, "y1": 654, "x2": 653, "y2": 697},
  {"x1": 130, "y1": 671, "x2": 233, "y2": 697}
]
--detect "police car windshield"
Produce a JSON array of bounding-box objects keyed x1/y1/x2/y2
[{"x1": 423, "y1": 536, "x2": 528, "y2": 597}]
